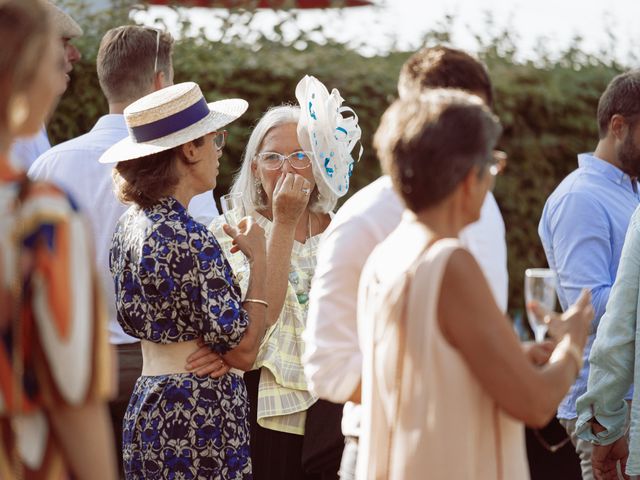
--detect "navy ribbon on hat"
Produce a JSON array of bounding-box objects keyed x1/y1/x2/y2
[{"x1": 129, "y1": 97, "x2": 210, "y2": 143}]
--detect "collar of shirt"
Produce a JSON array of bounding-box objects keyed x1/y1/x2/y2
[
  {"x1": 578, "y1": 153, "x2": 638, "y2": 194},
  {"x1": 149, "y1": 196, "x2": 186, "y2": 217},
  {"x1": 92, "y1": 113, "x2": 128, "y2": 133}
]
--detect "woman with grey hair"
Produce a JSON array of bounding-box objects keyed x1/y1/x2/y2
[
  {"x1": 231, "y1": 105, "x2": 339, "y2": 215},
  {"x1": 212, "y1": 76, "x2": 361, "y2": 479}
]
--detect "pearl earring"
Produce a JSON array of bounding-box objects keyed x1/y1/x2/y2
[{"x1": 254, "y1": 178, "x2": 264, "y2": 195}]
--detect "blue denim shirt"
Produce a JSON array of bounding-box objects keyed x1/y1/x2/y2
[
  {"x1": 575, "y1": 207, "x2": 640, "y2": 475},
  {"x1": 538, "y1": 153, "x2": 640, "y2": 419}
]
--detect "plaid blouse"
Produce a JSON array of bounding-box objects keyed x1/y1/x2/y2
[{"x1": 211, "y1": 212, "x2": 322, "y2": 435}]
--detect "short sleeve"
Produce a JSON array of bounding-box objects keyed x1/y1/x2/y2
[{"x1": 193, "y1": 231, "x2": 249, "y2": 354}]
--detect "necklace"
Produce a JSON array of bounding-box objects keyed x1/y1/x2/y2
[{"x1": 289, "y1": 211, "x2": 314, "y2": 305}]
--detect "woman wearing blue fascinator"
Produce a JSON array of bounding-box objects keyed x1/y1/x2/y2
[{"x1": 211, "y1": 75, "x2": 362, "y2": 479}]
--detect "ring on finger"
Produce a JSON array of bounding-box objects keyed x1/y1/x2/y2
[{"x1": 301, "y1": 187, "x2": 310, "y2": 195}]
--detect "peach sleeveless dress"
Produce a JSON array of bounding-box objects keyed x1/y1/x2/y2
[{"x1": 357, "y1": 218, "x2": 529, "y2": 480}]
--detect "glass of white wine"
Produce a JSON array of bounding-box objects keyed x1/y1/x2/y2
[
  {"x1": 220, "y1": 192, "x2": 246, "y2": 227},
  {"x1": 524, "y1": 268, "x2": 557, "y2": 342},
  {"x1": 220, "y1": 192, "x2": 249, "y2": 282}
]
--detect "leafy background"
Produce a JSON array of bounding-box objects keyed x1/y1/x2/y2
[{"x1": 53, "y1": 1, "x2": 625, "y2": 317}]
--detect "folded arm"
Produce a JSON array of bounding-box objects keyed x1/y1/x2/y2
[{"x1": 574, "y1": 211, "x2": 640, "y2": 445}]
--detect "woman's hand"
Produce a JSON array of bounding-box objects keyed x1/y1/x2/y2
[
  {"x1": 223, "y1": 216, "x2": 266, "y2": 264},
  {"x1": 522, "y1": 340, "x2": 555, "y2": 366},
  {"x1": 185, "y1": 339, "x2": 231, "y2": 378},
  {"x1": 272, "y1": 172, "x2": 311, "y2": 226},
  {"x1": 529, "y1": 289, "x2": 593, "y2": 349}
]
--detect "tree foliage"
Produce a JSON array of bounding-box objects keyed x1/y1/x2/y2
[{"x1": 52, "y1": 2, "x2": 628, "y2": 313}]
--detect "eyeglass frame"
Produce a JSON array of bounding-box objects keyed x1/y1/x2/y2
[
  {"x1": 211, "y1": 131, "x2": 228, "y2": 151},
  {"x1": 254, "y1": 150, "x2": 314, "y2": 170}
]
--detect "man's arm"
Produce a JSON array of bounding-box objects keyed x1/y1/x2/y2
[
  {"x1": 574, "y1": 209, "x2": 640, "y2": 445},
  {"x1": 303, "y1": 216, "x2": 380, "y2": 404},
  {"x1": 544, "y1": 192, "x2": 613, "y2": 326}
]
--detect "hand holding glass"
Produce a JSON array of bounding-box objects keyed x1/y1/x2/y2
[
  {"x1": 221, "y1": 192, "x2": 246, "y2": 228},
  {"x1": 524, "y1": 268, "x2": 557, "y2": 342},
  {"x1": 220, "y1": 192, "x2": 249, "y2": 282}
]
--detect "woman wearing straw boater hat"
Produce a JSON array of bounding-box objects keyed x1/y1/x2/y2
[
  {"x1": 210, "y1": 75, "x2": 361, "y2": 479},
  {"x1": 100, "y1": 82, "x2": 268, "y2": 478}
]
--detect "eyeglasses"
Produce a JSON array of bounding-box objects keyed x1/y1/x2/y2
[
  {"x1": 488, "y1": 150, "x2": 507, "y2": 176},
  {"x1": 212, "y1": 131, "x2": 228, "y2": 151},
  {"x1": 255, "y1": 151, "x2": 313, "y2": 170}
]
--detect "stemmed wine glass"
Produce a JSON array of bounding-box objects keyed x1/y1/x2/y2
[
  {"x1": 524, "y1": 268, "x2": 557, "y2": 342},
  {"x1": 220, "y1": 192, "x2": 249, "y2": 281}
]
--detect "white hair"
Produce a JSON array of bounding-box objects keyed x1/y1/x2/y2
[{"x1": 230, "y1": 105, "x2": 338, "y2": 214}]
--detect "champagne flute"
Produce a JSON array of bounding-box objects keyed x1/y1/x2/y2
[
  {"x1": 220, "y1": 192, "x2": 249, "y2": 282},
  {"x1": 220, "y1": 192, "x2": 246, "y2": 227},
  {"x1": 524, "y1": 268, "x2": 557, "y2": 342}
]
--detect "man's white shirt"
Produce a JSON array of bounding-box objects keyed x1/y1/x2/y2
[{"x1": 303, "y1": 175, "x2": 508, "y2": 435}]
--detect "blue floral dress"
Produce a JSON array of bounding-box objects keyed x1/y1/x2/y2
[{"x1": 110, "y1": 196, "x2": 252, "y2": 479}]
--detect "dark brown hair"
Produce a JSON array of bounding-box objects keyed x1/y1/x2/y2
[
  {"x1": 97, "y1": 26, "x2": 174, "y2": 104},
  {"x1": 0, "y1": 0, "x2": 51, "y2": 134},
  {"x1": 375, "y1": 89, "x2": 501, "y2": 213},
  {"x1": 597, "y1": 70, "x2": 640, "y2": 139},
  {"x1": 113, "y1": 137, "x2": 204, "y2": 209},
  {"x1": 398, "y1": 46, "x2": 494, "y2": 109}
]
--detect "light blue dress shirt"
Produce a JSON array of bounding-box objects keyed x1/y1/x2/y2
[
  {"x1": 10, "y1": 125, "x2": 51, "y2": 171},
  {"x1": 575, "y1": 207, "x2": 640, "y2": 475},
  {"x1": 538, "y1": 153, "x2": 640, "y2": 419}
]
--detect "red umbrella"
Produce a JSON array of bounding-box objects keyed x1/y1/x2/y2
[{"x1": 146, "y1": 0, "x2": 372, "y2": 7}]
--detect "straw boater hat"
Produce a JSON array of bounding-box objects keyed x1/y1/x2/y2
[
  {"x1": 99, "y1": 82, "x2": 248, "y2": 164},
  {"x1": 45, "y1": 1, "x2": 83, "y2": 38}
]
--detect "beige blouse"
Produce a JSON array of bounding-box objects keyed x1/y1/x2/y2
[{"x1": 357, "y1": 217, "x2": 529, "y2": 480}]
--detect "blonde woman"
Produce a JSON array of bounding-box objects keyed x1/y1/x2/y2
[{"x1": 0, "y1": 0, "x2": 116, "y2": 478}]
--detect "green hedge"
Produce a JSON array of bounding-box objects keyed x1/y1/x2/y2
[{"x1": 51, "y1": 4, "x2": 626, "y2": 314}]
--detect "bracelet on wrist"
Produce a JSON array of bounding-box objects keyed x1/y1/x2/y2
[
  {"x1": 550, "y1": 337, "x2": 584, "y2": 377},
  {"x1": 564, "y1": 343, "x2": 584, "y2": 373},
  {"x1": 243, "y1": 298, "x2": 268, "y2": 308}
]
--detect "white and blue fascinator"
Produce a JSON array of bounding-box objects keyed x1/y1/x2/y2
[{"x1": 295, "y1": 75, "x2": 362, "y2": 197}]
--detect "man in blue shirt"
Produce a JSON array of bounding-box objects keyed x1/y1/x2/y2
[{"x1": 539, "y1": 70, "x2": 640, "y2": 479}]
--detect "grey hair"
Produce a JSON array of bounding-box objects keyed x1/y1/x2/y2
[
  {"x1": 375, "y1": 88, "x2": 502, "y2": 213},
  {"x1": 230, "y1": 105, "x2": 338, "y2": 214}
]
